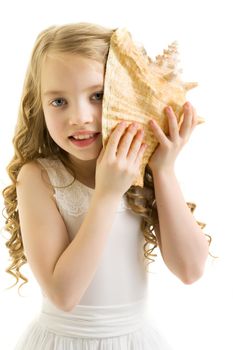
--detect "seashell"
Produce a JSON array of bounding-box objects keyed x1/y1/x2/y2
[{"x1": 102, "y1": 28, "x2": 204, "y2": 188}]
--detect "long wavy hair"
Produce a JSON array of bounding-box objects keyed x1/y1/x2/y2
[{"x1": 2, "y1": 22, "x2": 211, "y2": 294}]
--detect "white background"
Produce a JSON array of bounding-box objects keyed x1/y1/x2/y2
[{"x1": 0, "y1": 0, "x2": 232, "y2": 349}]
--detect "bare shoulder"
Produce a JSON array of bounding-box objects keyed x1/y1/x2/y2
[
  {"x1": 16, "y1": 160, "x2": 70, "y2": 304},
  {"x1": 17, "y1": 160, "x2": 54, "y2": 197}
]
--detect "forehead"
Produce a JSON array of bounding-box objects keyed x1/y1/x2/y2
[{"x1": 41, "y1": 53, "x2": 104, "y2": 93}]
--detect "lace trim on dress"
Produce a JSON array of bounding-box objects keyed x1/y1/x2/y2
[{"x1": 36, "y1": 158, "x2": 132, "y2": 217}]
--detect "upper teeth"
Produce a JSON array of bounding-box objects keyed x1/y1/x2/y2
[{"x1": 73, "y1": 134, "x2": 96, "y2": 140}]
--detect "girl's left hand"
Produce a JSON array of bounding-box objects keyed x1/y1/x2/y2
[{"x1": 147, "y1": 101, "x2": 198, "y2": 173}]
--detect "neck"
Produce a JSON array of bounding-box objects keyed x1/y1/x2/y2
[{"x1": 68, "y1": 155, "x2": 97, "y2": 184}]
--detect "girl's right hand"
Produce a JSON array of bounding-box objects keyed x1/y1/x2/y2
[{"x1": 95, "y1": 121, "x2": 147, "y2": 197}]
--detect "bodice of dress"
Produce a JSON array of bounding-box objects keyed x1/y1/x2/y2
[{"x1": 36, "y1": 157, "x2": 148, "y2": 306}]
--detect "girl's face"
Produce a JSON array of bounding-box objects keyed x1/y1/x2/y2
[{"x1": 41, "y1": 53, "x2": 104, "y2": 162}]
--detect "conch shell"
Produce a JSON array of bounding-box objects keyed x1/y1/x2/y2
[{"x1": 102, "y1": 28, "x2": 204, "y2": 187}]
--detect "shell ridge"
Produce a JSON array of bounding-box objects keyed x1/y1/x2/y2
[{"x1": 102, "y1": 28, "x2": 201, "y2": 187}]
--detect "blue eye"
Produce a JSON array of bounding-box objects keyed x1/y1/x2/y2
[
  {"x1": 92, "y1": 92, "x2": 103, "y2": 101},
  {"x1": 51, "y1": 98, "x2": 66, "y2": 107}
]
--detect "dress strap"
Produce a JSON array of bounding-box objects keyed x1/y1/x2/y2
[
  {"x1": 36, "y1": 158, "x2": 93, "y2": 217},
  {"x1": 36, "y1": 157, "x2": 132, "y2": 216},
  {"x1": 36, "y1": 158, "x2": 74, "y2": 188}
]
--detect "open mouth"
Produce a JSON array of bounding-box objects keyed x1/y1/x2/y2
[{"x1": 69, "y1": 133, "x2": 101, "y2": 147}]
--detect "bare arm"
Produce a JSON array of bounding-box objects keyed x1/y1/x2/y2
[
  {"x1": 152, "y1": 169, "x2": 209, "y2": 284},
  {"x1": 52, "y1": 190, "x2": 120, "y2": 311},
  {"x1": 17, "y1": 122, "x2": 146, "y2": 312},
  {"x1": 17, "y1": 162, "x2": 121, "y2": 312}
]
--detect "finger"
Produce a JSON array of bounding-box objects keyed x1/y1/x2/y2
[
  {"x1": 166, "y1": 106, "x2": 179, "y2": 141},
  {"x1": 191, "y1": 107, "x2": 198, "y2": 128},
  {"x1": 179, "y1": 102, "x2": 193, "y2": 139},
  {"x1": 106, "y1": 121, "x2": 128, "y2": 159},
  {"x1": 134, "y1": 142, "x2": 148, "y2": 170},
  {"x1": 149, "y1": 119, "x2": 169, "y2": 146},
  {"x1": 127, "y1": 128, "x2": 145, "y2": 162},
  {"x1": 117, "y1": 122, "x2": 139, "y2": 158},
  {"x1": 97, "y1": 145, "x2": 105, "y2": 163}
]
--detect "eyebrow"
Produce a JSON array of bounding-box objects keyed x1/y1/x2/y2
[{"x1": 43, "y1": 84, "x2": 104, "y2": 97}]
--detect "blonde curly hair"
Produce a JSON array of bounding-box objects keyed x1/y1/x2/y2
[{"x1": 2, "y1": 22, "x2": 211, "y2": 295}]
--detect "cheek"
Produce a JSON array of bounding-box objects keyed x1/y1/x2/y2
[{"x1": 44, "y1": 112, "x2": 65, "y2": 138}]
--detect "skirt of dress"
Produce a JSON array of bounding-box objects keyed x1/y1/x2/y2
[{"x1": 14, "y1": 297, "x2": 173, "y2": 350}]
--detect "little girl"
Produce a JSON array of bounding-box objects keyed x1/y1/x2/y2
[{"x1": 2, "y1": 22, "x2": 210, "y2": 349}]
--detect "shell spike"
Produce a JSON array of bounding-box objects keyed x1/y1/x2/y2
[
  {"x1": 163, "y1": 72, "x2": 177, "y2": 81},
  {"x1": 183, "y1": 82, "x2": 198, "y2": 91},
  {"x1": 102, "y1": 29, "x2": 201, "y2": 187}
]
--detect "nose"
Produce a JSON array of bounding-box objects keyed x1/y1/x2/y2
[{"x1": 68, "y1": 100, "x2": 94, "y2": 125}]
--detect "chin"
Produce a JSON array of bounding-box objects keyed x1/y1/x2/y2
[{"x1": 69, "y1": 149, "x2": 101, "y2": 162}]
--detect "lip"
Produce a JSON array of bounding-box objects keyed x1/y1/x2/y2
[
  {"x1": 70, "y1": 131, "x2": 100, "y2": 137},
  {"x1": 69, "y1": 133, "x2": 101, "y2": 148}
]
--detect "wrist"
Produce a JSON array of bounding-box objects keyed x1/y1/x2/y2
[
  {"x1": 93, "y1": 189, "x2": 122, "y2": 203},
  {"x1": 151, "y1": 167, "x2": 176, "y2": 180}
]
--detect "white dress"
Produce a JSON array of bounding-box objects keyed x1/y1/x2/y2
[{"x1": 14, "y1": 157, "x2": 173, "y2": 349}]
